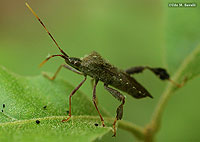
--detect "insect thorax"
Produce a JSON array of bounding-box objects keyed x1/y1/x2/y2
[{"x1": 80, "y1": 51, "x2": 115, "y2": 82}]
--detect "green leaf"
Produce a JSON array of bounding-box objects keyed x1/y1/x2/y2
[
  {"x1": 164, "y1": 0, "x2": 200, "y2": 81},
  {"x1": 148, "y1": 45, "x2": 200, "y2": 140},
  {"x1": 174, "y1": 46, "x2": 200, "y2": 82},
  {"x1": 146, "y1": 2, "x2": 200, "y2": 140},
  {"x1": 0, "y1": 66, "x2": 111, "y2": 142}
]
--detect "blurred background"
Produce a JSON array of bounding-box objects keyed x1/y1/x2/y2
[{"x1": 0, "y1": 0, "x2": 199, "y2": 141}]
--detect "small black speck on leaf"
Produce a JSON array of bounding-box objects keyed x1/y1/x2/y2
[
  {"x1": 66, "y1": 110, "x2": 69, "y2": 114},
  {"x1": 36, "y1": 120, "x2": 40, "y2": 124},
  {"x1": 94, "y1": 123, "x2": 98, "y2": 126},
  {"x1": 3, "y1": 104, "x2": 5, "y2": 108},
  {"x1": 1, "y1": 110, "x2": 3, "y2": 112},
  {"x1": 43, "y1": 105, "x2": 47, "y2": 109}
]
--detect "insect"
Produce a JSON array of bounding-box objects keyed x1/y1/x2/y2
[{"x1": 26, "y1": 3, "x2": 181, "y2": 136}]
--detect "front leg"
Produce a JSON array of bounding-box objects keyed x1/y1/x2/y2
[
  {"x1": 43, "y1": 64, "x2": 83, "y2": 80},
  {"x1": 104, "y1": 84, "x2": 125, "y2": 137}
]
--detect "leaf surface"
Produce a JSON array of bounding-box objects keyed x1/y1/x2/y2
[
  {"x1": 0, "y1": 66, "x2": 111, "y2": 142},
  {"x1": 164, "y1": 1, "x2": 200, "y2": 81}
]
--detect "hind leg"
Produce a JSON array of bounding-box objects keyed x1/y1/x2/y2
[
  {"x1": 125, "y1": 66, "x2": 184, "y2": 87},
  {"x1": 104, "y1": 84, "x2": 125, "y2": 137}
]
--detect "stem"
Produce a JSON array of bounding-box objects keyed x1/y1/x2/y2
[
  {"x1": 147, "y1": 83, "x2": 175, "y2": 134},
  {"x1": 143, "y1": 78, "x2": 180, "y2": 142},
  {"x1": 118, "y1": 120, "x2": 145, "y2": 140},
  {"x1": 145, "y1": 46, "x2": 200, "y2": 141}
]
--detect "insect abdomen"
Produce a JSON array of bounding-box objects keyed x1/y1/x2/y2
[{"x1": 108, "y1": 71, "x2": 153, "y2": 99}]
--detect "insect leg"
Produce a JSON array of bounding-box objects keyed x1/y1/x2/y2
[
  {"x1": 104, "y1": 84, "x2": 125, "y2": 137},
  {"x1": 90, "y1": 78, "x2": 99, "y2": 105},
  {"x1": 126, "y1": 66, "x2": 170, "y2": 80},
  {"x1": 62, "y1": 76, "x2": 87, "y2": 122},
  {"x1": 125, "y1": 66, "x2": 183, "y2": 88},
  {"x1": 43, "y1": 64, "x2": 83, "y2": 80},
  {"x1": 93, "y1": 80, "x2": 105, "y2": 127}
]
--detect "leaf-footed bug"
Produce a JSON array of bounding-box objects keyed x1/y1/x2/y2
[{"x1": 26, "y1": 3, "x2": 182, "y2": 136}]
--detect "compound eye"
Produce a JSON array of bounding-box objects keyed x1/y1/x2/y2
[
  {"x1": 69, "y1": 58, "x2": 75, "y2": 64},
  {"x1": 74, "y1": 61, "x2": 81, "y2": 66},
  {"x1": 68, "y1": 58, "x2": 72, "y2": 62}
]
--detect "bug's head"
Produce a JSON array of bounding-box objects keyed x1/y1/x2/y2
[{"x1": 66, "y1": 57, "x2": 82, "y2": 71}]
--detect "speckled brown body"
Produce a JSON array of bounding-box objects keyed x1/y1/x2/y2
[{"x1": 80, "y1": 51, "x2": 152, "y2": 99}]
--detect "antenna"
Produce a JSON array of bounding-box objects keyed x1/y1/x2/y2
[{"x1": 25, "y1": 3, "x2": 69, "y2": 57}]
